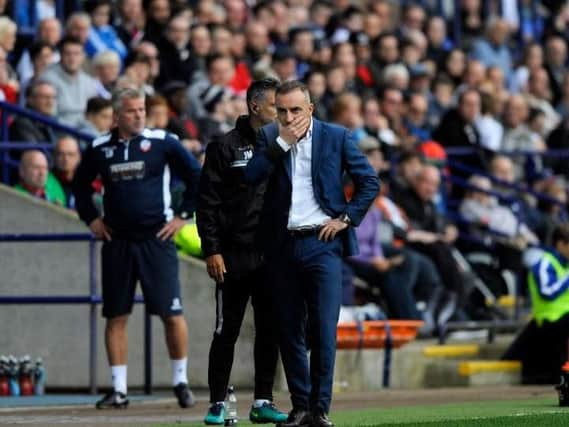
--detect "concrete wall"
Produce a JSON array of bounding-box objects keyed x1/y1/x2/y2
[{"x1": 0, "y1": 184, "x2": 256, "y2": 390}]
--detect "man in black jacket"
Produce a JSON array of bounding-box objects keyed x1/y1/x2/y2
[{"x1": 197, "y1": 78, "x2": 288, "y2": 425}]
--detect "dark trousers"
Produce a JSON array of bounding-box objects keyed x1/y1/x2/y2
[
  {"x1": 409, "y1": 241, "x2": 464, "y2": 296},
  {"x1": 208, "y1": 266, "x2": 279, "y2": 403},
  {"x1": 502, "y1": 314, "x2": 569, "y2": 384},
  {"x1": 270, "y1": 234, "x2": 343, "y2": 414}
]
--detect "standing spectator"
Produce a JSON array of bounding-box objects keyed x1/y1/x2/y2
[
  {"x1": 14, "y1": 150, "x2": 65, "y2": 206},
  {"x1": 49, "y1": 136, "x2": 81, "y2": 208},
  {"x1": 10, "y1": 80, "x2": 57, "y2": 152},
  {"x1": 78, "y1": 96, "x2": 113, "y2": 137},
  {"x1": 73, "y1": 88, "x2": 201, "y2": 410},
  {"x1": 197, "y1": 78, "x2": 288, "y2": 426},
  {"x1": 41, "y1": 36, "x2": 98, "y2": 127},
  {"x1": 244, "y1": 81, "x2": 378, "y2": 427},
  {"x1": 84, "y1": 0, "x2": 128, "y2": 63}
]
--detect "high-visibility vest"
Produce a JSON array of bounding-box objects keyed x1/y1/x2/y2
[{"x1": 528, "y1": 252, "x2": 569, "y2": 326}]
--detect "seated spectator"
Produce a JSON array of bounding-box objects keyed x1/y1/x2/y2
[
  {"x1": 475, "y1": 91, "x2": 503, "y2": 152},
  {"x1": 48, "y1": 136, "x2": 81, "y2": 208},
  {"x1": 0, "y1": 47, "x2": 18, "y2": 103},
  {"x1": 459, "y1": 174, "x2": 539, "y2": 246},
  {"x1": 13, "y1": 150, "x2": 65, "y2": 206},
  {"x1": 535, "y1": 178, "x2": 569, "y2": 246},
  {"x1": 40, "y1": 36, "x2": 98, "y2": 127},
  {"x1": 393, "y1": 164, "x2": 466, "y2": 310},
  {"x1": 470, "y1": 18, "x2": 513, "y2": 83},
  {"x1": 330, "y1": 92, "x2": 367, "y2": 143},
  {"x1": 92, "y1": 50, "x2": 121, "y2": 99},
  {"x1": 525, "y1": 67, "x2": 561, "y2": 137},
  {"x1": 114, "y1": 0, "x2": 145, "y2": 48},
  {"x1": 503, "y1": 223, "x2": 569, "y2": 384},
  {"x1": 9, "y1": 80, "x2": 58, "y2": 158},
  {"x1": 16, "y1": 17, "x2": 61, "y2": 94},
  {"x1": 18, "y1": 41, "x2": 56, "y2": 106},
  {"x1": 78, "y1": 96, "x2": 113, "y2": 137},
  {"x1": 388, "y1": 150, "x2": 423, "y2": 201},
  {"x1": 64, "y1": 12, "x2": 91, "y2": 47},
  {"x1": 84, "y1": 0, "x2": 128, "y2": 63}
]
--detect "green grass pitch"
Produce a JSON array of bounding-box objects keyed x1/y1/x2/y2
[{"x1": 154, "y1": 397, "x2": 569, "y2": 426}]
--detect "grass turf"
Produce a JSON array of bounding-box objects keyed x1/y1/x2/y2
[{"x1": 153, "y1": 397, "x2": 569, "y2": 426}]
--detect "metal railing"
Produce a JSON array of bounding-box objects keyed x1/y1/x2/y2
[{"x1": 0, "y1": 233, "x2": 154, "y2": 395}]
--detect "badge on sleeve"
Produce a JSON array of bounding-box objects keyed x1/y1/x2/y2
[{"x1": 140, "y1": 140, "x2": 152, "y2": 152}]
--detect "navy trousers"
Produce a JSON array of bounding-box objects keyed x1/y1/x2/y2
[{"x1": 270, "y1": 233, "x2": 343, "y2": 414}]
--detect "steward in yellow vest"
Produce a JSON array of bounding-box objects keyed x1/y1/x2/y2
[{"x1": 503, "y1": 223, "x2": 569, "y2": 384}]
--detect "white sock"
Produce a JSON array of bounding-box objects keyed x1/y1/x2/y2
[
  {"x1": 171, "y1": 357, "x2": 188, "y2": 386},
  {"x1": 253, "y1": 399, "x2": 270, "y2": 408},
  {"x1": 111, "y1": 365, "x2": 127, "y2": 394}
]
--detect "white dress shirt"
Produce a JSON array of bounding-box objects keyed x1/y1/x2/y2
[{"x1": 276, "y1": 120, "x2": 332, "y2": 229}]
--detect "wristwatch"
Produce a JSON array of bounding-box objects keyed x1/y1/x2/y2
[
  {"x1": 339, "y1": 213, "x2": 352, "y2": 226},
  {"x1": 179, "y1": 211, "x2": 190, "y2": 220}
]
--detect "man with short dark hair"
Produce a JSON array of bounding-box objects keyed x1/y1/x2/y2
[
  {"x1": 245, "y1": 80, "x2": 379, "y2": 427},
  {"x1": 197, "y1": 78, "x2": 288, "y2": 425},
  {"x1": 73, "y1": 87, "x2": 201, "y2": 410}
]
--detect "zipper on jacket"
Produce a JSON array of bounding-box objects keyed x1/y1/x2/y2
[{"x1": 123, "y1": 140, "x2": 130, "y2": 161}]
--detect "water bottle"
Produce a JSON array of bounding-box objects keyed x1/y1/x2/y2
[
  {"x1": 19, "y1": 355, "x2": 33, "y2": 396},
  {"x1": 224, "y1": 385, "x2": 238, "y2": 426},
  {"x1": 33, "y1": 358, "x2": 46, "y2": 396},
  {"x1": 7, "y1": 355, "x2": 20, "y2": 396}
]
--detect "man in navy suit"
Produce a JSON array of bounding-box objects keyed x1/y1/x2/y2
[{"x1": 245, "y1": 81, "x2": 379, "y2": 427}]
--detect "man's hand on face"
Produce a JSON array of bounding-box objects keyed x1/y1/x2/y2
[{"x1": 278, "y1": 115, "x2": 311, "y2": 145}]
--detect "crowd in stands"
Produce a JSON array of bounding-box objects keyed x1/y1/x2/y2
[{"x1": 2, "y1": 0, "x2": 569, "y2": 332}]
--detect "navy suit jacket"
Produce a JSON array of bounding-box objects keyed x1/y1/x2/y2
[{"x1": 244, "y1": 118, "x2": 379, "y2": 257}]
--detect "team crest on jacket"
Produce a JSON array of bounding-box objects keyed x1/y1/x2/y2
[{"x1": 140, "y1": 139, "x2": 152, "y2": 152}]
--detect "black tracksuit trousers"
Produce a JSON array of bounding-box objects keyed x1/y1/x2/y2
[{"x1": 208, "y1": 266, "x2": 279, "y2": 403}]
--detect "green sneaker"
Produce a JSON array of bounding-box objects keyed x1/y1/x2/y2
[
  {"x1": 204, "y1": 402, "x2": 226, "y2": 425},
  {"x1": 249, "y1": 402, "x2": 288, "y2": 424}
]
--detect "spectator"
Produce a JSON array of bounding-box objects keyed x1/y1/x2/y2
[
  {"x1": 84, "y1": 0, "x2": 128, "y2": 63},
  {"x1": 511, "y1": 43, "x2": 544, "y2": 94},
  {"x1": 78, "y1": 96, "x2": 113, "y2": 137},
  {"x1": 271, "y1": 47, "x2": 297, "y2": 83},
  {"x1": 187, "y1": 54, "x2": 235, "y2": 119},
  {"x1": 330, "y1": 92, "x2": 366, "y2": 142},
  {"x1": 290, "y1": 27, "x2": 314, "y2": 80},
  {"x1": 470, "y1": 18, "x2": 513, "y2": 83},
  {"x1": 49, "y1": 136, "x2": 81, "y2": 208},
  {"x1": 535, "y1": 178, "x2": 569, "y2": 246},
  {"x1": 143, "y1": 0, "x2": 171, "y2": 46},
  {"x1": 16, "y1": 17, "x2": 61, "y2": 86},
  {"x1": 244, "y1": 20, "x2": 271, "y2": 71},
  {"x1": 10, "y1": 80, "x2": 57, "y2": 150},
  {"x1": 64, "y1": 12, "x2": 91, "y2": 46},
  {"x1": 544, "y1": 36, "x2": 567, "y2": 106},
  {"x1": 18, "y1": 41, "x2": 55, "y2": 105},
  {"x1": 475, "y1": 91, "x2": 504, "y2": 152},
  {"x1": 0, "y1": 16, "x2": 17, "y2": 67},
  {"x1": 92, "y1": 50, "x2": 121, "y2": 99},
  {"x1": 393, "y1": 164, "x2": 465, "y2": 307},
  {"x1": 426, "y1": 16, "x2": 453, "y2": 64},
  {"x1": 404, "y1": 92, "x2": 432, "y2": 144},
  {"x1": 555, "y1": 72, "x2": 569, "y2": 118},
  {"x1": 442, "y1": 48, "x2": 466, "y2": 87},
  {"x1": 525, "y1": 67, "x2": 561, "y2": 136},
  {"x1": 432, "y1": 88, "x2": 487, "y2": 182},
  {"x1": 41, "y1": 36, "x2": 98, "y2": 126},
  {"x1": 13, "y1": 150, "x2": 65, "y2": 206},
  {"x1": 155, "y1": 13, "x2": 198, "y2": 89},
  {"x1": 305, "y1": 70, "x2": 328, "y2": 120},
  {"x1": 114, "y1": 0, "x2": 145, "y2": 48},
  {"x1": 133, "y1": 41, "x2": 160, "y2": 87}
]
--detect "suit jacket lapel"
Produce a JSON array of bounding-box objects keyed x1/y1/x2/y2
[{"x1": 311, "y1": 119, "x2": 323, "y2": 181}]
